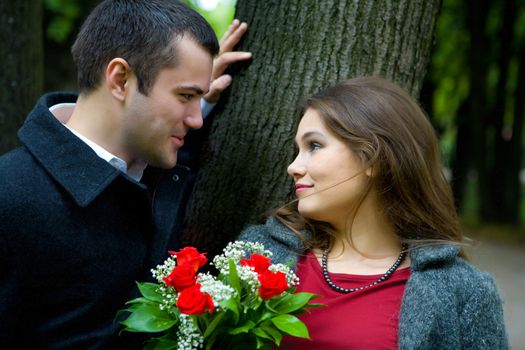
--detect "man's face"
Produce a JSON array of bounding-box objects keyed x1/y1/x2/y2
[{"x1": 121, "y1": 37, "x2": 213, "y2": 169}]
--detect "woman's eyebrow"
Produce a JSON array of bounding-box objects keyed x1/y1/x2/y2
[{"x1": 295, "y1": 131, "x2": 325, "y2": 144}]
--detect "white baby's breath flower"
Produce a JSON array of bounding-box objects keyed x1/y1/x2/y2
[
  {"x1": 197, "y1": 272, "x2": 236, "y2": 308},
  {"x1": 157, "y1": 285, "x2": 178, "y2": 312},
  {"x1": 268, "y1": 263, "x2": 300, "y2": 288},
  {"x1": 236, "y1": 265, "x2": 261, "y2": 294},
  {"x1": 151, "y1": 254, "x2": 177, "y2": 283},
  {"x1": 177, "y1": 314, "x2": 203, "y2": 350},
  {"x1": 212, "y1": 240, "x2": 272, "y2": 275}
]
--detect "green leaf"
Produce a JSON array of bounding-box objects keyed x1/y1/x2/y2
[
  {"x1": 137, "y1": 282, "x2": 165, "y2": 303},
  {"x1": 220, "y1": 297, "x2": 240, "y2": 324},
  {"x1": 270, "y1": 292, "x2": 320, "y2": 314},
  {"x1": 302, "y1": 302, "x2": 326, "y2": 309},
  {"x1": 228, "y1": 259, "x2": 242, "y2": 297},
  {"x1": 144, "y1": 334, "x2": 178, "y2": 350},
  {"x1": 228, "y1": 320, "x2": 256, "y2": 335},
  {"x1": 121, "y1": 303, "x2": 177, "y2": 333},
  {"x1": 252, "y1": 327, "x2": 273, "y2": 341},
  {"x1": 270, "y1": 315, "x2": 309, "y2": 339},
  {"x1": 203, "y1": 312, "x2": 226, "y2": 339},
  {"x1": 125, "y1": 297, "x2": 155, "y2": 305},
  {"x1": 255, "y1": 336, "x2": 266, "y2": 349},
  {"x1": 259, "y1": 323, "x2": 283, "y2": 345}
]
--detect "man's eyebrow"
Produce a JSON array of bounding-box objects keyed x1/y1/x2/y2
[{"x1": 176, "y1": 85, "x2": 208, "y2": 95}]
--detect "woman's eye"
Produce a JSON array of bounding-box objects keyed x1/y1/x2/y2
[{"x1": 309, "y1": 142, "x2": 321, "y2": 151}]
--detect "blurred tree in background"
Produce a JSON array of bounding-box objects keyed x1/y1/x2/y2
[
  {"x1": 425, "y1": 0, "x2": 525, "y2": 226},
  {"x1": 0, "y1": 0, "x2": 524, "y2": 236},
  {"x1": 0, "y1": 0, "x2": 43, "y2": 153}
]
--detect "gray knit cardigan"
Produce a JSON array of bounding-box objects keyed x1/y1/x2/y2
[{"x1": 239, "y1": 218, "x2": 509, "y2": 349}]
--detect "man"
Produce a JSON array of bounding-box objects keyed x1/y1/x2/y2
[{"x1": 0, "y1": 1, "x2": 250, "y2": 348}]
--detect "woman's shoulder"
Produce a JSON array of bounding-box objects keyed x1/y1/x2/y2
[
  {"x1": 409, "y1": 244, "x2": 501, "y2": 301},
  {"x1": 238, "y1": 217, "x2": 308, "y2": 266},
  {"x1": 239, "y1": 217, "x2": 303, "y2": 245}
]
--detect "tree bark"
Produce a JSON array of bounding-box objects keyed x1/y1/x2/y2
[
  {"x1": 182, "y1": 0, "x2": 441, "y2": 256},
  {"x1": 0, "y1": 0, "x2": 43, "y2": 154}
]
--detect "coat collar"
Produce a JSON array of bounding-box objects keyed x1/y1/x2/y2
[
  {"x1": 18, "y1": 92, "x2": 143, "y2": 207},
  {"x1": 409, "y1": 243, "x2": 460, "y2": 271}
]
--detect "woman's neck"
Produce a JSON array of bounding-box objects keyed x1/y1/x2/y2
[{"x1": 320, "y1": 191, "x2": 407, "y2": 274}]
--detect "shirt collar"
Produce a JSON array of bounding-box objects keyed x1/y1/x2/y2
[
  {"x1": 50, "y1": 103, "x2": 147, "y2": 182},
  {"x1": 18, "y1": 93, "x2": 148, "y2": 207}
]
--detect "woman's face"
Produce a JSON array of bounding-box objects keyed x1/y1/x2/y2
[{"x1": 288, "y1": 108, "x2": 369, "y2": 227}]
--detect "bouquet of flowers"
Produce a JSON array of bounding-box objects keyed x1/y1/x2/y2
[{"x1": 120, "y1": 241, "x2": 321, "y2": 349}]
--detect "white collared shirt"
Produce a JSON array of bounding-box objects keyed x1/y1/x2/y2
[{"x1": 50, "y1": 103, "x2": 147, "y2": 182}]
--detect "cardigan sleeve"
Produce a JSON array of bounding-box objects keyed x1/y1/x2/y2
[{"x1": 459, "y1": 272, "x2": 509, "y2": 349}]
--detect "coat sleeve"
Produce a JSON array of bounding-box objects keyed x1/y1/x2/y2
[
  {"x1": 0, "y1": 233, "x2": 20, "y2": 349},
  {"x1": 459, "y1": 272, "x2": 509, "y2": 349}
]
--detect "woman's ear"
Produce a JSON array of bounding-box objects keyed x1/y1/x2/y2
[
  {"x1": 105, "y1": 58, "x2": 131, "y2": 101},
  {"x1": 365, "y1": 165, "x2": 374, "y2": 177}
]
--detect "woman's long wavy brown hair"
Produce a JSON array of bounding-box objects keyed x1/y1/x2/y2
[{"x1": 275, "y1": 76, "x2": 466, "y2": 258}]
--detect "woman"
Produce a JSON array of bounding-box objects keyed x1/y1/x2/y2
[{"x1": 239, "y1": 77, "x2": 508, "y2": 349}]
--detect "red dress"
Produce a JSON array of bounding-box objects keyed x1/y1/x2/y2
[{"x1": 280, "y1": 250, "x2": 410, "y2": 349}]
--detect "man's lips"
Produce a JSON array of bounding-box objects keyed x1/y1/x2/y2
[{"x1": 171, "y1": 135, "x2": 185, "y2": 147}]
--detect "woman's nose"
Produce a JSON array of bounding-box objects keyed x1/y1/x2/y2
[{"x1": 287, "y1": 154, "x2": 306, "y2": 179}]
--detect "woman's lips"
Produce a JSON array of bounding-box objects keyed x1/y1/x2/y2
[{"x1": 295, "y1": 184, "x2": 313, "y2": 194}]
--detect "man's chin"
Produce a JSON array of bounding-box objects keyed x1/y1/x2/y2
[{"x1": 149, "y1": 154, "x2": 178, "y2": 169}]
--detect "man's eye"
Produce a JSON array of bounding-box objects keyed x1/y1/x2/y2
[{"x1": 181, "y1": 94, "x2": 193, "y2": 101}]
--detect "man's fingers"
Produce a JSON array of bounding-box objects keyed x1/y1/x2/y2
[
  {"x1": 213, "y1": 74, "x2": 233, "y2": 91},
  {"x1": 219, "y1": 19, "x2": 240, "y2": 47},
  {"x1": 212, "y1": 51, "x2": 252, "y2": 79},
  {"x1": 220, "y1": 21, "x2": 248, "y2": 54},
  {"x1": 204, "y1": 75, "x2": 233, "y2": 103}
]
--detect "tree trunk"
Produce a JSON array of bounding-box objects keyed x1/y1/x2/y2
[
  {"x1": 452, "y1": 0, "x2": 490, "y2": 220},
  {"x1": 182, "y1": 0, "x2": 441, "y2": 256},
  {"x1": 510, "y1": 47, "x2": 525, "y2": 225},
  {"x1": 0, "y1": 0, "x2": 43, "y2": 154},
  {"x1": 482, "y1": 0, "x2": 518, "y2": 223}
]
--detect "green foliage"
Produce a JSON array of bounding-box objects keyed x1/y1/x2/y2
[
  {"x1": 182, "y1": 0, "x2": 236, "y2": 38},
  {"x1": 428, "y1": 0, "x2": 470, "y2": 163},
  {"x1": 120, "y1": 246, "x2": 321, "y2": 349},
  {"x1": 44, "y1": 0, "x2": 82, "y2": 43},
  {"x1": 122, "y1": 274, "x2": 319, "y2": 350},
  {"x1": 121, "y1": 282, "x2": 178, "y2": 333},
  {"x1": 43, "y1": 0, "x2": 236, "y2": 43}
]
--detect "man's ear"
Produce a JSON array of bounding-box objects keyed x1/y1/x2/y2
[{"x1": 105, "y1": 58, "x2": 131, "y2": 101}]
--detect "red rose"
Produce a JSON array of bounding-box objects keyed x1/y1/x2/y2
[
  {"x1": 163, "y1": 263, "x2": 197, "y2": 292},
  {"x1": 240, "y1": 253, "x2": 271, "y2": 274},
  {"x1": 258, "y1": 270, "x2": 288, "y2": 300},
  {"x1": 169, "y1": 247, "x2": 207, "y2": 272},
  {"x1": 177, "y1": 283, "x2": 215, "y2": 315}
]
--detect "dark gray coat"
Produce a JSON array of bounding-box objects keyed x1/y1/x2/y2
[
  {"x1": 239, "y1": 218, "x2": 509, "y2": 349},
  {"x1": 0, "y1": 93, "x2": 198, "y2": 349}
]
